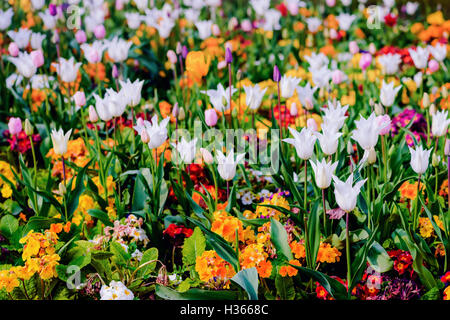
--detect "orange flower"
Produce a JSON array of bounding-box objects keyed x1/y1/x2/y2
[
  {"x1": 399, "y1": 181, "x2": 424, "y2": 200},
  {"x1": 185, "y1": 51, "x2": 210, "y2": 83},
  {"x1": 290, "y1": 240, "x2": 306, "y2": 259},
  {"x1": 316, "y1": 243, "x2": 341, "y2": 263},
  {"x1": 279, "y1": 260, "x2": 301, "y2": 277}
]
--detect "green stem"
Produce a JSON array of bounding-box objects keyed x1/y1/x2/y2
[
  {"x1": 29, "y1": 136, "x2": 38, "y2": 209},
  {"x1": 346, "y1": 211, "x2": 351, "y2": 290}
]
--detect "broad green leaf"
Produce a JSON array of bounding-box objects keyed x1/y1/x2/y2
[
  {"x1": 182, "y1": 227, "x2": 206, "y2": 267},
  {"x1": 231, "y1": 267, "x2": 259, "y2": 300},
  {"x1": 270, "y1": 218, "x2": 293, "y2": 261}
]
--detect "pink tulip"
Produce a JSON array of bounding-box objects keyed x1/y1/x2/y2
[
  {"x1": 8, "y1": 42, "x2": 19, "y2": 57},
  {"x1": 332, "y1": 69, "x2": 344, "y2": 85},
  {"x1": 290, "y1": 103, "x2": 298, "y2": 116},
  {"x1": 217, "y1": 60, "x2": 227, "y2": 70},
  {"x1": 73, "y1": 91, "x2": 86, "y2": 107},
  {"x1": 88, "y1": 105, "x2": 98, "y2": 123},
  {"x1": 349, "y1": 41, "x2": 359, "y2": 55},
  {"x1": 205, "y1": 109, "x2": 218, "y2": 126},
  {"x1": 75, "y1": 30, "x2": 87, "y2": 44},
  {"x1": 115, "y1": 0, "x2": 124, "y2": 10},
  {"x1": 241, "y1": 19, "x2": 252, "y2": 32},
  {"x1": 167, "y1": 50, "x2": 177, "y2": 64},
  {"x1": 326, "y1": 0, "x2": 336, "y2": 7},
  {"x1": 212, "y1": 24, "x2": 221, "y2": 37},
  {"x1": 8, "y1": 117, "x2": 22, "y2": 135},
  {"x1": 94, "y1": 25, "x2": 106, "y2": 39},
  {"x1": 428, "y1": 59, "x2": 439, "y2": 73},
  {"x1": 30, "y1": 50, "x2": 44, "y2": 68},
  {"x1": 200, "y1": 148, "x2": 213, "y2": 164},
  {"x1": 359, "y1": 53, "x2": 372, "y2": 71}
]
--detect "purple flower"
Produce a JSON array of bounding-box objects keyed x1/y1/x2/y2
[
  {"x1": 273, "y1": 65, "x2": 281, "y2": 82},
  {"x1": 225, "y1": 47, "x2": 233, "y2": 64}
]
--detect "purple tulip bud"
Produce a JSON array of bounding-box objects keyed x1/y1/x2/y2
[
  {"x1": 49, "y1": 4, "x2": 57, "y2": 16},
  {"x1": 273, "y1": 65, "x2": 281, "y2": 82},
  {"x1": 445, "y1": 139, "x2": 450, "y2": 156},
  {"x1": 62, "y1": 3, "x2": 70, "y2": 12},
  {"x1": 225, "y1": 47, "x2": 233, "y2": 64},
  {"x1": 182, "y1": 45, "x2": 188, "y2": 59},
  {"x1": 112, "y1": 64, "x2": 119, "y2": 79},
  {"x1": 172, "y1": 102, "x2": 179, "y2": 118}
]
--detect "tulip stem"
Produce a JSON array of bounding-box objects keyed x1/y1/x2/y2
[
  {"x1": 322, "y1": 188, "x2": 327, "y2": 236},
  {"x1": 304, "y1": 160, "x2": 308, "y2": 212},
  {"x1": 276, "y1": 80, "x2": 282, "y2": 139},
  {"x1": 29, "y1": 135, "x2": 38, "y2": 206},
  {"x1": 346, "y1": 211, "x2": 351, "y2": 291},
  {"x1": 413, "y1": 174, "x2": 422, "y2": 229},
  {"x1": 382, "y1": 135, "x2": 387, "y2": 182}
]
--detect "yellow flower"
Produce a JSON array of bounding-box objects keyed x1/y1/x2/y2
[
  {"x1": 185, "y1": 51, "x2": 210, "y2": 83},
  {"x1": 427, "y1": 11, "x2": 444, "y2": 25}
]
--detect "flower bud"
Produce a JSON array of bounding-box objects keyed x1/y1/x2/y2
[
  {"x1": 73, "y1": 91, "x2": 86, "y2": 107},
  {"x1": 24, "y1": 119, "x2": 33, "y2": 136},
  {"x1": 94, "y1": 24, "x2": 106, "y2": 39},
  {"x1": 359, "y1": 53, "x2": 372, "y2": 70},
  {"x1": 112, "y1": 64, "x2": 119, "y2": 79},
  {"x1": 422, "y1": 92, "x2": 430, "y2": 108},
  {"x1": 273, "y1": 65, "x2": 281, "y2": 82},
  {"x1": 347, "y1": 141, "x2": 354, "y2": 154},
  {"x1": 429, "y1": 103, "x2": 436, "y2": 116},
  {"x1": 59, "y1": 182, "x2": 66, "y2": 195},
  {"x1": 374, "y1": 103, "x2": 384, "y2": 116},
  {"x1": 441, "y1": 86, "x2": 448, "y2": 99},
  {"x1": 181, "y1": 46, "x2": 188, "y2": 59},
  {"x1": 49, "y1": 4, "x2": 57, "y2": 16},
  {"x1": 178, "y1": 107, "x2": 186, "y2": 120},
  {"x1": 75, "y1": 30, "x2": 87, "y2": 44},
  {"x1": 205, "y1": 109, "x2": 218, "y2": 126},
  {"x1": 349, "y1": 41, "x2": 359, "y2": 55},
  {"x1": 290, "y1": 102, "x2": 298, "y2": 116},
  {"x1": 225, "y1": 47, "x2": 233, "y2": 64},
  {"x1": 331, "y1": 69, "x2": 344, "y2": 85},
  {"x1": 428, "y1": 59, "x2": 439, "y2": 73},
  {"x1": 8, "y1": 117, "x2": 22, "y2": 135},
  {"x1": 30, "y1": 50, "x2": 44, "y2": 68},
  {"x1": 88, "y1": 105, "x2": 98, "y2": 122},
  {"x1": 307, "y1": 118, "x2": 318, "y2": 131},
  {"x1": 432, "y1": 153, "x2": 440, "y2": 167},
  {"x1": 172, "y1": 102, "x2": 179, "y2": 118},
  {"x1": 8, "y1": 42, "x2": 19, "y2": 57},
  {"x1": 231, "y1": 106, "x2": 238, "y2": 117},
  {"x1": 445, "y1": 139, "x2": 450, "y2": 156},
  {"x1": 176, "y1": 42, "x2": 182, "y2": 55},
  {"x1": 236, "y1": 69, "x2": 242, "y2": 81},
  {"x1": 167, "y1": 50, "x2": 177, "y2": 64},
  {"x1": 368, "y1": 147, "x2": 377, "y2": 165},
  {"x1": 200, "y1": 148, "x2": 213, "y2": 164},
  {"x1": 141, "y1": 130, "x2": 150, "y2": 144}
]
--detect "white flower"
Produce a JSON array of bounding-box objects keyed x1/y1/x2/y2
[
  {"x1": 241, "y1": 192, "x2": 253, "y2": 205},
  {"x1": 134, "y1": 0, "x2": 148, "y2": 11},
  {"x1": 321, "y1": 100, "x2": 348, "y2": 132},
  {"x1": 306, "y1": 17, "x2": 321, "y2": 33},
  {"x1": 332, "y1": 173, "x2": 366, "y2": 212},
  {"x1": 51, "y1": 128, "x2": 72, "y2": 155},
  {"x1": 52, "y1": 57, "x2": 82, "y2": 83},
  {"x1": 106, "y1": 37, "x2": 132, "y2": 62},
  {"x1": 131, "y1": 228, "x2": 149, "y2": 244},
  {"x1": 201, "y1": 83, "x2": 236, "y2": 112},
  {"x1": 243, "y1": 84, "x2": 267, "y2": 110},
  {"x1": 131, "y1": 249, "x2": 143, "y2": 261},
  {"x1": 378, "y1": 53, "x2": 402, "y2": 75},
  {"x1": 380, "y1": 80, "x2": 402, "y2": 107},
  {"x1": 80, "y1": 41, "x2": 106, "y2": 63},
  {"x1": 119, "y1": 78, "x2": 144, "y2": 107},
  {"x1": 39, "y1": 10, "x2": 58, "y2": 29},
  {"x1": 8, "y1": 52, "x2": 37, "y2": 78},
  {"x1": 94, "y1": 93, "x2": 113, "y2": 122},
  {"x1": 311, "y1": 65, "x2": 331, "y2": 88},
  {"x1": 408, "y1": 47, "x2": 429, "y2": 70},
  {"x1": 431, "y1": 110, "x2": 450, "y2": 137},
  {"x1": 280, "y1": 75, "x2": 301, "y2": 99},
  {"x1": 100, "y1": 281, "x2": 134, "y2": 300},
  {"x1": 351, "y1": 112, "x2": 381, "y2": 150},
  {"x1": 336, "y1": 13, "x2": 356, "y2": 31},
  {"x1": 250, "y1": 0, "x2": 271, "y2": 17},
  {"x1": 171, "y1": 137, "x2": 198, "y2": 164},
  {"x1": 0, "y1": 8, "x2": 14, "y2": 30},
  {"x1": 409, "y1": 145, "x2": 432, "y2": 175},
  {"x1": 283, "y1": 127, "x2": 317, "y2": 160},
  {"x1": 310, "y1": 159, "x2": 338, "y2": 189},
  {"x1": 133, "y1": 115, "x2": 170, "y2": 149},
  {"x1": 428, "y1": 43, "x2": 447, "y2": 62},
  {"x1": 31, "y1": 0, "x2": 46, "y2": 10},
  {"x1": 30, "y1": 32, "x2": 46, "y2": 50},
  {"x1": 104, "y1": 88, "x2": 128, "y2": 118},
  {"x1": 8, "y1": 28, "x2": 32, "y2": 49},
  {"x1": 155, "y1": 16, "x2": 175, "y2": 39},
  {"x1": 304, "y1": 52, "x2": 329, "y2": 70},
  {"x1": 125, "y1": 12, "x2": 142, "y2": 29},
  {"x1": 195, "y1": 20, "x2": 213, "y2": 40},
  {"x1": 296, "y1": 82, "x2": 318, "y2": 109},
  {"x1": 216, "y1": 150, "x2": 245, "y2": 181},
  {"x1": 262, "y1": 9, "x2": 282, "y2": 31},
  {"x1": 405, "y1": 2, "x2": 419, "y2": 15},
  {"x1": 315, "y1": 123, "x2": 343, "y2": 156}
]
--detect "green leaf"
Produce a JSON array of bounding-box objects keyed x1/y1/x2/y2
[
  {"x1": 110, "y1": 241, "x2": 131, "y2": 266},
  {"x1": 155, "y1": 285, "x2": 238, "y2": 300},
  {"x1": 22, "y1": 216, "x2": 63, "y2": 235},
  {"x1": 182, "y1": 227, "x2": 206, "y2": 267},
  {"x1": 231, "y1": 267, "x2": 259, "y2": 300},
  {"x1": 275, "y1": 274, "x2": 295, "y2": 300},
  {"x1": 270, "y1": 218, "x2": 293, "y2": 261},
  {"x1": 137, "y1": 247, "x2": 159, "y2": 278},
  {"x1": 0, "y1": 215, "x2": 18, "y2": 239},
  {"x1": 87, "y1": 209, "x2": 113, "y2": 227},
  {"x1": 367, "y1": 241, "x2": 393, "y2": 273},
  {"x1": 225, "y1": 183, "x2": 238, "y2": 213}
]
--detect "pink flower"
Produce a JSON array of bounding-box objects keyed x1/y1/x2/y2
[
  {"x1": 88, "y1": 105, "x2": 98, "y2": 123},
  {"x1": 30, "y1": 50, "x2": 44, "y2": 68},
  {"x1": 428, "y1": 59, "x2": 439, "y2": 73},
  {"x1": 359, "y1": 53, "x2": 372, "y2": 70},
  {"x1": 332, "y1": 69, "x2": 344, "y2": 84},
  {"x1": 167, "y1": 50, "x2": 177, "y2": 64},
  {"x1": 94, "y1": 25, "x2": 106, "y2": 39},
  {"x1": 307, "y1": 118, "x2": 318, "y2": 131},
  {"x1": 205, "y1": 109, "x2": 218, "y2": 126},
  {"x1": 376, "y1": 114, "x2": 392, "y2": 135},
  {"x1": 8, "y1": 42, "x2": 19, "y2": 57},
  {"x1": 73, "y1": 91, "x2": 86, "y2": 107},
  {"x1": 8, "y1": 117, "x2": 22, "y2": 136},
  {"x1": 75, "y1": 30, "x2": 87, "y2": 44},
  {"x1": 241, "y1": 19, "x2": 253, "y2": 32},
  {"x1": 327, "y1": 208, "x2": 346, "y2": 219},
  {"x1": 326, "y1": 0, "x2": 336, "y2": 7},
  {"x1": 349, "y1": 41, "x2": 359, "y2": 55}
]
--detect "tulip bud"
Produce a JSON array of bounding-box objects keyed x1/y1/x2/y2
[
  {"x1": 290, "y1": 102, "x2": 298, "y2": 116},
  {"x1": 114, "y1": 159, "x2": 122, "y2": 175},
  {"x1": 200, "y1": 148, "x2": 213, "y2": 164},
  {"x1": 374, "y1": 103, "x2": 384, "y2": 116},
  {"x1": 428, "y1": 59, "x2": 439, "y2": 73},
  {"x1": 231, "y1": 107, "x2": 238, "y2": 117},
  {"x1": 432, "y1": 153, "x2": 441, "y2": 167},
  {"x1": 359, "y1": 53, "x2": 372, "y2": 71},
  {"x1": 236, "y1": 69, "x2": 242, "y2": 81},
  {"x1": 49, "y1": 4, "x2": 57, "y2": 16},
  {"x1": 181, "y1": 46, "x2": 188, "y2": 59},
  {"x1": 8, "y1": 117, "x2": 22, "y2": 135},
  {"x1": 445, "y1": 139, "x2": 450, "y2": 156},
  {"x1": 112, "y1": 64, "x2": 119, "y2": 79},
  {"x1": 225, "y1": 47, "x2": 233, "y2": 64},
  {"x1": 30, "y1": 50, "x2": 44, "y2": 68},
  {"x1": 8, "y1": 42, "x2": 19, "y2": 57},
  {"x1": 141, "y1": 130, "x2": 150, "y2": 144},
  {"x1": 422, "y1": 92, "x2": 430, "y2": 108},
  {"x1": 349, "y1": 41, "x2": 359, "y2": 55},
  {"x1": 176, "y1": 42, "x2": 182, "y2": 55},
  {"x1": 429, "y1": 103, "x2": 436, "y2": 116},
  {"x1": 59, "y1": 182, "x2": 66, "y2": 195},
  {"x1": 442, "y1": 86, "x2": 448, "y2": 99},
  {"x1": 94, "y1": 24, "x2": 106, "y2": 39},
  {"x1": 331, "y1": 69, "x2": 344, "y2": 85},
  {"x1": 75, "y1": 30, "x2": 87, "y2": 44},
  {"x1": 273, "y1": 65, "x2": 281, "y2": 82},
  {"x1": 205, "y1": 109, "x2": 218, "y2": 126},
  {"x1": 307, "y1": 118, "x2": 318, "y2": 131},
  {"x1": 178, "y1": 107, "x2": 185, "y2": 120},
  {"x1": 212, "y1": 24, "x2": 221, "y2": 36},
  {"x1": 24, "y1": 119, "x2": 33, "y2": 136},
  {"x1": 73, "y1": 91, "x2": 86, "y2": 107},
  {"x1": 172, "y1": 102, "x2": 179, "y2": 118},
  {"x1": 167, "y1": 50, "x2": 177, "y2": 64},
  {"x1": 282, "y1": 28, "x2": 289, "y2": 39},
  {"x1": 368, "y1": 43, "x2": 377, "y2": 55},
  {"x1": 88, "y1": 105, "x2": 98, "y2": 122},
  {"x1": 368, "y1": 147, "x2": 377, "y2": 165}
]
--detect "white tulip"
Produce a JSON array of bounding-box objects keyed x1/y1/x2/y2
[
  {"x1": 280, "y1": 75, "x2": 301, "y2": 99},
  {"x1": 409, "y1": 145, "x2": 432, "y2": 175},
  {"x1": 351, "y1": 112, "x2": 381, "y2": 150},
  {"x1": 283, "y1": 127, "x2": 317, "y2": 160},
  {"x1": 431, "y1": 110, "x2": 450, "y2": 137},
  {"x1": 171, "y1": 137, "x2": 198, "y2": 164},
  {"x1": 119, "y1": 78, "x2": 144, "y2": 107},
  {"x1": 408, "y1": 47, "x2": 429, "y2": 70},
  {"x1": 51, "y1": 128, "x2": 72, "y2": 155},
  {"x1": 380, "y1": 80, "x2": 402, "y2": 107},
  {"x1": 310, "y1": 159, "x2": 338, "y2": 189},
  {"x1": 243, "y1": 84, "x2": 267, "y2": 110},
  {"x1": 332, "y1": 173, "x2": 366, "y2": 212},
  {"x1": 216, "y1": 150, "x2": 245, "y2": 181}
]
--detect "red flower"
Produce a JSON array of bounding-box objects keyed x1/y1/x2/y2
[
  {"x1": 276, "y1": 3, "x2": 288, "y2": 17},
  {"x1": 384, "y1": 13, "x2": 397, "y2": 27}
]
